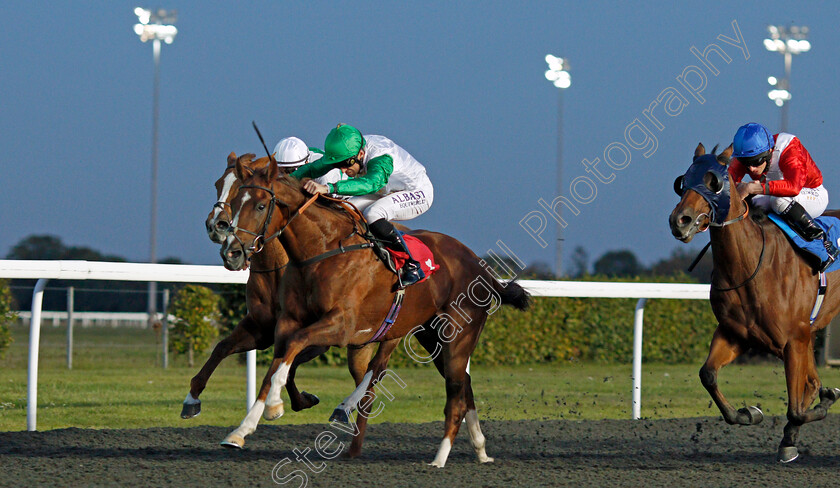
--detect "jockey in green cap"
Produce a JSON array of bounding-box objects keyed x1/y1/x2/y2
[{"x1": 291, "y1": 124, "x2": 433, "y2": 286}]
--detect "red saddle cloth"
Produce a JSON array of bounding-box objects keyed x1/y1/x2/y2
[{"x1": 388, "y1": 234, "x2": 440, "y2": 282}]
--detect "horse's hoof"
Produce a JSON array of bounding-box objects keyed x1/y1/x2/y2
[
  {"x1": 427, "y1": 460, "x2": 446, "y2": 468},
  {"x1": 329, "y1": 408, "x2": 350, "y2": 424},
  {"x1": 737, "y1": 406, "x2": 764, "y2": 425},
  {"x1": 477, "y1": 456, "x2": 495, "y2": 464},
  {"x1": 301, "y1": 391, "x2": 320, "y2": 409},
  {"x1": 264, "y1": 403, "x2": 285, "y2": 421},
  {"x1": 820, "y1": 387, "x2": 840, "y2": 404},
  {"x1": 180, "y1": 401, "x2": 201, "y2": 419},
  {"x1": 220, "y1": 435, "x2": 245, "y2": 449},
  {"x1": 777, "y1": 445, "x2": 799, "y2": 463}
]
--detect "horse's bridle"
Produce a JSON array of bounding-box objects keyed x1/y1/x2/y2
[
  {"x1": 228, "y1": 184, "x2": 321, "y2": 255},
  {"x1": 228, "y1": 184, "x2": 294, "y2": 255}
]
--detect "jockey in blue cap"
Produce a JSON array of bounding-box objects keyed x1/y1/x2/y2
[{"x1": 729, "y1": 122, "x2": 839, "y2": 270}]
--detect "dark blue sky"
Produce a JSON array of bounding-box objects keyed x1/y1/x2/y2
[{"x1": 2, "y1": 1, "x2": 838, "y2": 274}]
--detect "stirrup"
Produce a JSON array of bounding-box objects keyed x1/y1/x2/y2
[
  {"x1": 821, "y1": 241, "x2": 839, "y2": 272},
  {"x1": 400, "y1": 261, "x2": 425, "y2": 287}
]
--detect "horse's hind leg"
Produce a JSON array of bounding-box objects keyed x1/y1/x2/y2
[
  {"x1": 463, "y1": 373, "x2": 493, "y2": 463},
  {"x1": 430, "y1": 340, "x2": 474, "y2": 468},
  {"x1": 700, "y1": 327, "x2": 763, "y2": 425},
  {"x1": 778, "y1": 335, "x2": 840, "y2": 463},
  {"x1": 345, "y1": 339, "x2": 402, "y2": 459},
  {"x1": 329, "y1": 341, "x2": 390, "y2": 425}
]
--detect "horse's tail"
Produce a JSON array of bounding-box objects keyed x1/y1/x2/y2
[{"x1": 495, "y1": 278, "x2": 531, "y2": 311}]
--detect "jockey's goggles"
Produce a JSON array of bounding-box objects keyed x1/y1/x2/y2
[{"x1": 336, "y1": 156, "x2": 360, "y2": 168}]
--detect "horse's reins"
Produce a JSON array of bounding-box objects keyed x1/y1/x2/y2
[
  {"x1": 686, "y1": 196, "x2": 752, "y2": 270},
  {"x1": 230, "y1": 182, "x2": 373, "y2": 268},
  {"x1": 689, "y1": 200, "x2": 765, "y2": 291}
]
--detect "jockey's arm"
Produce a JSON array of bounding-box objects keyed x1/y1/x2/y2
[
  {"x1": 728, "y1": 160, "x2": 747, "y2": 184},
  {"x1": 291, "y1": 159, "x2": 332, "y2": 180},
  {"x1": 769, "y1": 140, "x2": 809, "y2": 197},
  {"x1": 330, "y1": 155, "x2": 394, "y2": 196}
]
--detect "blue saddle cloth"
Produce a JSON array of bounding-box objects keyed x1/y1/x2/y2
[{"x1": 767, "y1": 213, "x2": 840, "y2": 273}]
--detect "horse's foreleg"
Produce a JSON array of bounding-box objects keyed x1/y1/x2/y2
[
  {"x1": 345, "y1": 339, "x2": 401, "y2": 459},
  {"x1": 700, "y1": 327, "x2": 761, "y2": 425},
  {"x1": 221, "y1": 357, "x2": 285, "y2": 449},
  {"x1": 285, "y1": 346, "x2": 328, "y2": 412},
  {"x1": 265, "y1": 318, "x2": 345, "y2": 417},
  {"x1": 183, "y1": 317, "x2": 261, "y2": 419},
  {"x1": 778, "y1": 335, "x2": 840, "y2": 463}
]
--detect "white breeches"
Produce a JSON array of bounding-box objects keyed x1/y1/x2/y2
[
  {"x1": 751, "y1": 185, "x2": 828, "y2": 218},
  {"x1": 349, "y1": 183, "x2": 434, "y2": 222}
]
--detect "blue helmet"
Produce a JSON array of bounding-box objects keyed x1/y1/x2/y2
[{"x1": 733, "y1": 123, "x2": 774, "y2": 159}]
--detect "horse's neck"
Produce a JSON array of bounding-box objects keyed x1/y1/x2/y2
[
  {"x1": 250, "y1": 239, "x2": 288, "y2": 270},
  {"x1": 709, "y1": 207, "x2": 763, "y2": 284},
  {"x1": 280, "y1": 203, "x2": 356, "y2": 263}
]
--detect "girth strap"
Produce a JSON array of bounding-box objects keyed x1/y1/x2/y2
[{"x1": 365, "y1": 289, "x2": 406, "y2": 344}]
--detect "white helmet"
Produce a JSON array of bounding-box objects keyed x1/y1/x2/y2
[{"x1": 272, "y1": 137, "x2": 322, "y2": 168}]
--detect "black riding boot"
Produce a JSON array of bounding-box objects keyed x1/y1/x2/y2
[
  {"x1": 781, "y1": 201, "x2": 839, "y2": 271},
  {"x1": 369, "y1": 219, "x2": 425, "y2": 286}
]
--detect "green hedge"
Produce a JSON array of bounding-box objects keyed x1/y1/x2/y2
[
  {"x1": 0, "y1": 279, "x2": 15, "y2": 359},
  {"x1": 215, "y1": 274, "x2": 716, "y2": 368}
]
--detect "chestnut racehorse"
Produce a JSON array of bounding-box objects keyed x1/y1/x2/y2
[
  {"x1": 182, "y1": 152, "x2": 376, "y2": 420},
  {"x1": 219, "y1": 159, "x2": 530, "y2": 467},
  {"x1": 669, "y1": 143, "x2": 840, "y2": 463}
]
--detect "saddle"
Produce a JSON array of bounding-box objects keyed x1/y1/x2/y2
[
  {"x1": 767, "y1": 212, "x2": 840, "y2": 273},
  {"x1": 317, "y1": 194, "x2": 439, "y2": 282}
]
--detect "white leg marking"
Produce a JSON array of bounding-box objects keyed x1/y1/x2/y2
[
  {"x1": 184, "y1": 392, "x2": 200, "y2": 405},
  {"x1": 336, "y1": 371, "x2": 373, "y2": 414},
  {"x1": 429, "y1": 438, "x2": 452, "y2": 468},
  {"x1": 222, "y1": 399, "x2": 266, "y2": 447},
  {"x1": 267, "y1": 362, "x2": 292, "y2": 408},
  {"x1": 465, "y1": 409, "x2": 493, "y2": 463}
]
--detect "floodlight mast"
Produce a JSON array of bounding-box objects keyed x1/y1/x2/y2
[
  {"x1": 764, "y1": 25, "x2": 809, "y2": 132},
  {"x1": 544, "y1": 55, "x2": 571, "y2": 278},
  {"x1": 134, "y1": 8, "x2": 177, "y2": 339}
]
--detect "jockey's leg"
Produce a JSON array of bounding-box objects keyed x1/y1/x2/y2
[
  {"x1": 775, "y1": 195, "x2": 838, "y2": 270},
  {"x1": 369, "y1": 218, "x2": 425, "y2": 286}
]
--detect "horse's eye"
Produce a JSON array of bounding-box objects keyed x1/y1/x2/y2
[{"x1": 257, "y1": 203, "x2": 267, "y2": 211}]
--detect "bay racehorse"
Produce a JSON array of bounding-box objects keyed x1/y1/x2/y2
[
  {"x1": 669, "y1": 143, "x2": 840, "y2": 463},
  {"x1": 182, "y1": 152, "x2": 376, "y2": 420},
  {"x1": 219, "y1": 158, "x2": 530, "y2": 467}
]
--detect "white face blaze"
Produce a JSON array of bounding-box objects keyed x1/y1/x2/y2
[
  {"x1": 230, "y1": 191, "x2": 252, "y2": 230},
  {"x1": 213, "y1": 172, "x2": 238, "y2": 220}
]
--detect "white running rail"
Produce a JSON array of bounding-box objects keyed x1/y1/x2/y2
[{"x1": 0, "y1": 260, "x2": 710, "y2": 430}]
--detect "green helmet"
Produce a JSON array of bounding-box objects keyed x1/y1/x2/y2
[{"x1": 321, "y1": 124, "x2": 365, "y2": 165}]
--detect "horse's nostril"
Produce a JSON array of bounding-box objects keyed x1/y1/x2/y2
[
  {"x1": 216, "y1": 220, "x2": 230, "y2": 232},
  {"x1": 679, "y1": 215, "x2": 692, "y2": 227}
]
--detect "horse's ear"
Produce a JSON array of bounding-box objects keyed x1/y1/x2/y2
[
  {"x1": 719, "y1": 144, "x2": 733, "y2": 164},
  {"x1": 227, "y1": 152, "x2": 237, "y2": 167},
  {"x1": 234, "y1": 155, "x2": 254, "y2": 182},
  {"x1": 266, "y1": 157, "x2": 278, "y2": 181},
  {"x1": 694, "y1": 143, "x2": 706, "y2": 161}
]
